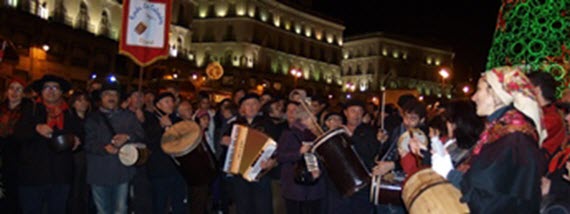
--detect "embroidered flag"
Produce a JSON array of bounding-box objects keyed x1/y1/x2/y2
[{"x1": 119, "y1": 0, "x2": 171, "y2": 66}]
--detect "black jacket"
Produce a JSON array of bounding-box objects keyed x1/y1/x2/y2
[
  {"x1": 13, "y1": 101, "x2": 81, "y2": 185},
  {"x1": 143, "y1": 111, "x2": 182, "y2": 178}
]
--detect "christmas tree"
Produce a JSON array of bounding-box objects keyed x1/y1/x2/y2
[{"x1": 486, "y1": 0, "x2": 570, "y2": 96}]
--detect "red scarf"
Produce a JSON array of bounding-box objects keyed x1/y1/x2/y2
[
  {"x1": 548, "y1": 147, "x2": 570, "y2": 174},
  {"x1": 42, "y1": 100, "x2": 69, "y2": 130},
  {"x1": 0, "y1": 102, "x2": 23, "y2": 137}
]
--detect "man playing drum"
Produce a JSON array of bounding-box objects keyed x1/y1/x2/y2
[
  {"x1": 144, "y1": 92, "x2": 189, "y2": 214},
  {"x1": 84, "y1": 81, "x2": 145, "y2": 214}
]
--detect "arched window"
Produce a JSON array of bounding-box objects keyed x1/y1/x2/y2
[
  {"x1": 99, "y1": 10, "x2": 110, "y2": 37},
  {"x1": 77, "y1": 2, "x2": 90, "y2": 31}
]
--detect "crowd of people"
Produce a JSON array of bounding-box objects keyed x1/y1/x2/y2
[{"x1": 0, "y1": 65, "x2": 569, "y2": 214}]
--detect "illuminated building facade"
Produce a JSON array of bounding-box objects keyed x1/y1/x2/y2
[{"x1": 341, "y1": 33, "x2": 455, "y2": 99}]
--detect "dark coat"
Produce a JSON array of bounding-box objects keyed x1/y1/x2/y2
[
  {"x1": 448, "y1": 108, "x2": 543, "y2": 214},
  {"x1": 84, "y1": 108, "x2": 145, "y2": 185},
  {"x1": 277, "y1": 124, "x2": 325, "y2": 201},
  {"x1": 350, "y1": 123, "x2": 381, "y2": 170},
  {"x1": 142, "y1": 111, "x2": 182, "y2": 178},
  {"x1": 13, "y1": 101, "x2": 80, "y2": 185}
]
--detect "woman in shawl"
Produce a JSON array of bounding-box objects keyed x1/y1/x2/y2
[{"x1": 431, "y1": 66, "x2": 545, "y2": 213}]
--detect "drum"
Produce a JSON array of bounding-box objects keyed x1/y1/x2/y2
[
  {"x1": 402, "y1": 168, "x2": 469, "y2": 214},
  {"x1": 50, "y1": 130, "x2": 75, "y2": 152},
  {"x1": 119, "y1": 143, "x2": 150, "y2": 166},
  {"x1": 311, "y1": 128, "x2": 370, "y2": 197},
  {"x1": 162, "y1": 121, "x2": 217, "y2": 185}
]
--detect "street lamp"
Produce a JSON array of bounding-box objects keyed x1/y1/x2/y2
[
  {"x1": 42, "y1": 44, "x2": 50, "y2": 52},
  {"x1": 439, "y1": 69, "x2": 449, "y2": 79},
  {"x1": 462, "y1": 85, "x2": 470, "y2": 94},
  {"x1": 290, "y1": 68, "x2": 302, "y2": 87},
  {"x1": 438, "y1": 68, "x2": 450, "y2": 99}
]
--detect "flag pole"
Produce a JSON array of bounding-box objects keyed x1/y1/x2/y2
[{"x1": 138, "y1": 66, "x2": 144, "y2": 92}]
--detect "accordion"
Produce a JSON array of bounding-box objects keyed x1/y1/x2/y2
[{"x1": 223, "y1": 124, "x2": 277, "y2": 182}]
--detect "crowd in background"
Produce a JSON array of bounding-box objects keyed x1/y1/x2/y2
[{"x1": 0, "y1": 65, "x2": 569, "y2": 214}]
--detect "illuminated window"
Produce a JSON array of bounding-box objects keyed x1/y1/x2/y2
[
  {"x1": 426, "y1": 57, "x2": 432, "y2": 65},
  {"x1": 435, "y1": 59, "x2": 441, "y2": 66},
  {"x1": 8, "y1": 0, "x2": 18, "y2": 7}
]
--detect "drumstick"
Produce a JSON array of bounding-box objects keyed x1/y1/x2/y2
[
  {"x1": 299, "y1": 98, "x2": 325, "y2": 135},
  {"x1": 380, "y1": 86, "x2": 386, "y2": 131}
]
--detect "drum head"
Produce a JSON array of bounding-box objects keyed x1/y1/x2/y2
[
  {"x1": 311, "y1": 127, "x2": 347, "y2": 153},
  {"x1": 161, "y1": 121, "x2": 202, "y2": 157},
  {"x1": 397, "y1": 128, "x2": 428, "y2": 154},
  {"x1": 119, "y1": 144, "x2": 139, "y2": 166}
]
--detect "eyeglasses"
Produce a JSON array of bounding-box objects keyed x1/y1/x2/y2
[{"x1": 43, "y1": 85, "x2": 61, "y2": 91}]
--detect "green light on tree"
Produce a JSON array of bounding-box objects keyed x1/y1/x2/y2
[{"x1": 487, "y1": 0, "x2": 570, "y2": 96}]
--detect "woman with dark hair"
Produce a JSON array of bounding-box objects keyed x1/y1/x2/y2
[
  {"x1": 427, "y1": 100, "x2": 484, "y2": 168},
  {"x1": 66, "y1": 89, "x2": 92, "y2": 214}
]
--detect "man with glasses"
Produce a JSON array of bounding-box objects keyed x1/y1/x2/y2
[{"x1": 13, "y1": 75, "x2": 82, "y2": 214}]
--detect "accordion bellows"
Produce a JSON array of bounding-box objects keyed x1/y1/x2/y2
[{"x1": 223, "y1": 125, "x2": 277, "y2": 182}]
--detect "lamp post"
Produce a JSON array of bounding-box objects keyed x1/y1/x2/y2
[
  {"x1": 438, "y1": 68, "x2": 449, "y2": 99},
  {"x1": 290, "y1": 68, "x2": 302, "y2": 88},
  {"x1": 29, "y1": 44, "x2": 50, "y2": 79}
]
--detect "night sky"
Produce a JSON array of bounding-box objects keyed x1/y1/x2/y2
[{"x1": 311, "y1": 0, "x2": 502, "y2": 83}]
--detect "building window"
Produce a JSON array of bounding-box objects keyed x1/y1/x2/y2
[
  {"x1": 76, "y1": 2, "x2": 89, "y2": 31},
  {"x1": 99, "y1": 10, "x2": 110, "y2": 37},
  {"x1": 7, "y1": 0, "x2": 18, "y2": 7}
]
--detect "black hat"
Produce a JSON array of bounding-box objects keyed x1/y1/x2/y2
[
  {"x1": 324, "y1": 112, "x2": 343, "y2": 121},
  {"x1": 154, "y1": 92, "x2": 175, "y2": 105},
  {"x1": 239, "y1": 93, "x2": 260, "y2": 106},
  {"x1": 344, "y1": 99, "x2": 366, "y2": 109},
  {"x1": 100, "y1": 82, "x2": 122, "y2": 94},
  {"x1": 31, "y1": 75, "x2": 71, "y2": 93}
]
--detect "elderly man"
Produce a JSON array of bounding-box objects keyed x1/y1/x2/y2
[
  {"x1": 84, "y1": 82, "x2": 145, "y2": 214},
  {"x1": 14, "y1": 75, "x2": 81, "y2": 214},
  {"x1": 222, "y1": 93, "x2": 277, "y2": 214}
]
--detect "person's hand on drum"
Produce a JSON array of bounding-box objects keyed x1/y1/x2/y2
[
  {"x1": 377, "y1": 129, "x2": 389, "y2": 143},
  {"x1": 541, "y1": 177, "x2": 551, "y2": 196},
  {"x1": 299, "y1": 144, "x2": 311, "y2": 154},
  {"x1": 159, "y1": 115, "x2": 173, "y2": 128},
  {"x1": 261, "y1": 158, "x2": 277, "y2": 170},
  {"x1": 221, "y1": 136, "x2": 231, "y2": 146},
  {"x1": 105, "y1": 144, "x2": 119, "y2": 155},
  {"x1": 112, "y1": 134, "x2": 130, "y2": 147},
  {"x1": 372, "y1": 161, "x2": 395, "y2": 176},
  {"x1": 72, "y1": 136, "x2": 81, "y2": 151},
  {"x1": 36, "y1": 124, "x2": 53, "y2": 138}
]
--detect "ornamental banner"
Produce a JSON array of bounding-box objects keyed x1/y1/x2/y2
[{"x1": 119, "y1": 0, "x2": 171, "y2": 66}]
